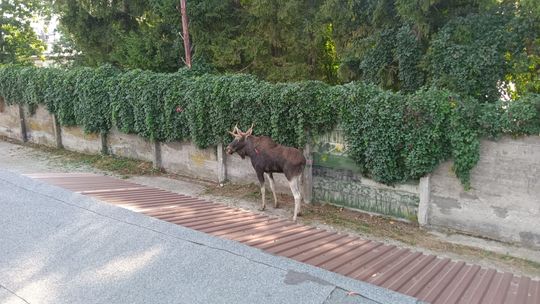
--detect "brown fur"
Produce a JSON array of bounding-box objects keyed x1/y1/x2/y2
[
  {"x1": 226, "y1": 131, "x2": 306, "y2": 220},
  {"x1": 227, "y1": 135, "x2": 305, "y2": 183}
]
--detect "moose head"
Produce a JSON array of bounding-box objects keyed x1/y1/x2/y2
[{"x1": 226, "y1": 124, "x2": 253, "y2": 158}]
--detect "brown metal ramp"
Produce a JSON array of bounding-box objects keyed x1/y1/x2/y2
[{"x1": 26, "y1": 173, "x2": 540, "y2": 304}]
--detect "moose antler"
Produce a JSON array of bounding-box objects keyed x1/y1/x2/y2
[
  {"x1": 229, "y1": 123, "x2": 254, "y2": 137},
  {"x1": 245, "y1": 123, "x2": 254, "y2": 136},
  {"x1": 229, "y1": 124, "x2": 241, "y2": 137}
]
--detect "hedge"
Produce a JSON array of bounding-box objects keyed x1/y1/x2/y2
[{"x1": 0, "y1": 65, "x2": 539, "y2": 187}]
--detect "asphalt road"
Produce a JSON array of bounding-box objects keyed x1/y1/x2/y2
[{"x1": 0, "y1": 169, "x2": 422, "y2": 304}]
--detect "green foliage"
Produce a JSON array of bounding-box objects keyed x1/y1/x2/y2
[
  {"x1": 1, "y1": 65, "x2": 539, "y2": 188},
  {"x1": 50, "y1": 0, "x2": 539, "y2": 100},
  {"x1": 479, "y1": 94, "x2": 540, "y2": 137},
  {"x1": 53, "y1": 0, "x2": 183, "y2": 71},
  {"x1": 0, "y1": 65, "x2": 23, "y2": 102},
  {"x1": 0, "y1": 0, "x2": 47, "y2": 65},
  {"x1": 322, "y1": 0, "x2": 479, "y2": 88},
  {"x1": 0, "y1": 24, "x2": 45, "y2": 65},
  {"x1": 359, "y1": 28, "x2": 398, "y2": 89},
  {"x1": 47, "y1": 68, "x2": 78, "y2": 126},
  {"x1": 447, "y1": 97, "x2": 481, "y2": 187},
  {"x1": 323, "y1": 0, "x2": 539, "y2": 98},
  {"x1": 53, "y1": 0, "x2": 341, "y2": 81},
  {"x1": 19, "y1": 0, "x2": 536, "y2": 190},
  {"x1": 340, "y1": 86, "x2": 485, "y2": 186},
  {"x1": 400, "y1": 89, "x2": 453, "y2": 179},
  {"x1": 427, "y1": 12, "x2": 519, "y2": 101},
  {"x1": 188, "y1": 0, "x2": 339, "y2": 82},
  {"x1": 504, "y1": 10, "x2": 540, "y2": 97},
  {"x1": 395, "y1": 25, "x2": 425, "y2": 92},
  {"x1": 73, "y1": 65, "x2": 119, "y2": 133}
]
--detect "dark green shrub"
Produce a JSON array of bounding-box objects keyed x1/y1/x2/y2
[{"x1": 1, "y1": 65, "x2": 538, "y2": 187}]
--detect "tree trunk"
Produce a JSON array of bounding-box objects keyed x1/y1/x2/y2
[{"x1": 179, "y1": 0, "x2": 192, "y2": 68}]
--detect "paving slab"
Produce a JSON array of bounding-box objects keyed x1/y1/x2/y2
[
  {"x1": 19, "y1": 172, "x2": 540, "y2": 304},
  {"x1": 0, "y1": 170, "x2": 421, "y2": 304}
]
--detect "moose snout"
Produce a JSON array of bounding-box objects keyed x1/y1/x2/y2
[{"x1": 226, "y1": 146, "x2": 234, "y2": 154}]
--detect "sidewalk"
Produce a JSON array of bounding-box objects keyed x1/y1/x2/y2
[{"x1": 0, "y1": 169, "x2": 420, "y2": 304}]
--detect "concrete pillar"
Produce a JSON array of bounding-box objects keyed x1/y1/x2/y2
[
  {"x1": 100, "y1": 132, "x2": 109, "y2": 155},
  {"x1": 153, "y1": 141, "x2": 162, "y2": 169},
  {"x1": 217, "y1": 143, "x2": 226, "y2": 186},
  {"x1": 418, "y1": 174, "x2": 431, "y2": 226},
  {"x1": 52, "y1": 114, "x2": 63, "y2": 149},
  {"x1": 18, "y1": 105, "x2": 28, "y2": 142},
  {"x1": 303, "y1": 141, "x2": 313, "y2": 204}
]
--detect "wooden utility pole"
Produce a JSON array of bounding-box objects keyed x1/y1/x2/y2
[{"x1": 179, "y1": 0, "x2": 192, "y2": 68}]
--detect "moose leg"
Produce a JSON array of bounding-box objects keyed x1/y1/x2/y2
[
  {"x1": 257, "y1": 171, "x2": 266, "y2": 211},
  {"x1": 288, "y1": 174, "x2": 303, "y2": 221},
  {"x1": 265, "y1": 173, "x2": 279, "y2": 208}
]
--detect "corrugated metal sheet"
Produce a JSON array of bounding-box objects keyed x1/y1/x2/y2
[{"x1": 27, "y1": 173, "x2": 540, "y2": 304}]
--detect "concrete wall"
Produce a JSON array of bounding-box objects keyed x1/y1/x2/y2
[
  {"x1": 312, "y1": 127, "x2": 420, "y2": 220},
  {"x1": 160, "y1": 141, "x2": 219, "y2": 182},
  {"x1": 107, "y1": 128, "x2": 154, "y2": 162},
  {"x1": 429, "y1": 136, "x2": 540, "y2": 250},
  {"x1": 313, "y1": 166, "x2": 419, "y2": 220},
  {"x1": 25, "y1": 105, "x2": 56, "y2": 147},
  {"x1": 61, "y1": 126, "x2": 102, "y2": 154},
  {"x1": 0, "y1": 103, "x2": 22, "y2": 140},
  {"x1": 2, "y1": 103, "x2": 540, "y2": 249}
]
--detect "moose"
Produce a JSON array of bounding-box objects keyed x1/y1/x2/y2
[{"x1": 226, "y1": 124, "x2": 306, "y2": 221}]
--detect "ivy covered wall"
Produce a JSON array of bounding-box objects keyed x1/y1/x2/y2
[{"x1": 0, "y1": 65, "x2": 539, "y2": 187}]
